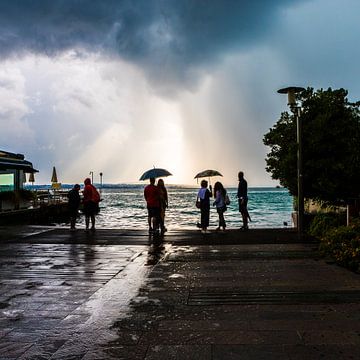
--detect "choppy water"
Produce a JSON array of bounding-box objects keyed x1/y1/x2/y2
[{"x1": 76, "y1": 185, "x2": 293, "y2": 229}]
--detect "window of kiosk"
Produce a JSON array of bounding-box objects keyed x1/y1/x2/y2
[{"x1": 0, "y1": 173, "x2": 14, "y2": 192}]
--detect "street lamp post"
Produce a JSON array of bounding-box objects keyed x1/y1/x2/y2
[
  {"x1": 277, "y1": 86, "x2": 305, "y2": 235},
  {"x1": 89, "y1": 171, "x2": 94, "y2": 184},
  {"x1": 99, "y1": 172, "x2": 103, "y2": 195}
]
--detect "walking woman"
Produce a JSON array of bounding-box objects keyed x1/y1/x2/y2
[
  {"x1": 213, "y1": 181, "x2": 227, "y2": 231},
  {"x1": 196, "y1": 180, "x2": 212, "y2": 233},
  {"x1": 157, "y1": 178, "x2": 168, "y2": 234}
]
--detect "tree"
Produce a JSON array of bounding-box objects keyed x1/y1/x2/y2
[{"x1": 263, "y1": 88, "x2": 360, "y2": 204}]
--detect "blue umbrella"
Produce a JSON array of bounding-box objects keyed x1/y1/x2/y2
[{"x1": 139, "y1": 167, "x2": 172, "y2": 181}]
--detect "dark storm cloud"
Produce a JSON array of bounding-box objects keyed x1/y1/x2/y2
[{"x1": 0, "y1": 0, "x2": 297, "y2": 67}]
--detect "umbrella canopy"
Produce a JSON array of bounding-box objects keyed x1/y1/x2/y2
[
  {"x1": 194, "y1": 169, "x2": 223, "y2": 179},
  {"x1": 139, "y1": 168, "x2": 172, "y2": 181},
  {"x1": 51, "y1": 166, "x2": 58, "y2": 183}
]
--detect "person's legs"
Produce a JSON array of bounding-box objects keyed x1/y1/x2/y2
[
  {"x1": 159, "y1": 209, "x2": 166, "y2": 232},
  {"x1": 85, "y1": 215, "x2": 90, "y2": 230},
  {"x1": 200, "y1": 208, "x2": 206, "y2": 230},
  {"x1": 239, "y1": 199, "x2": 248, "y2": 229},
  {"x1": 147, "y1": 208, "x2": 153, "y2": 231},
  {"x1": 70, "y1": 216, "x2": 76, "y2": 229},
  {"x1": 216, "y1": 208, "x2": 221, "y2": 230},
  {"x1": 153, "y1": 207, "x2": 160, "y2": 232},
  {"x1": 201, "y1": 209, "x2": 210, "y2": 230},
  {"x1": 219, "y1": 209, "x2": 226, "y2": 229},
  {"x1": 241, "y1": 211, "x2": 248, "y2": 228},
  {"x1": 90, "y1": 214, "x2": 95, "y2": 229}
]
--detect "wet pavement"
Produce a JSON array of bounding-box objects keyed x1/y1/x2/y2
[{"x1": 0, "y1": 227, "x2": 359, "y2": 359}]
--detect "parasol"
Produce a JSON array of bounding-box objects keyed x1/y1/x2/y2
[
  {"x1": 194, "y1": 169, "x2": 223, "y2": 179},
  {"x1": 194, "y1": 169, "x2": 223, "y2": 185},
  {"x1": 139, "y1": 167, "x2": 172, "y2": 181},
  {"x1": 51, "y1": 166, "x2": 58, "y2": 183}
]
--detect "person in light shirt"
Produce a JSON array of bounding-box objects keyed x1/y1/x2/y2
[{"x1": 196, "y1": 180, "x2": 212, "y2": 233}]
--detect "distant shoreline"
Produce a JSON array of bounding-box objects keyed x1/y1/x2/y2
[{"x1": 24, "y1": 184, "x2": 286, "y2": 191}]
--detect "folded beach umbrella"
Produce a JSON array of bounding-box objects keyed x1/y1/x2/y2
[
  {"x1": 28, "y1": 172, "x2": 35, "y2": 183},
  {"x1": 51, "y1": 166, "x2": 58, "y2": 183},
  {"x1": 139, "y1": 167, "x2": 172, "y2": 181}
]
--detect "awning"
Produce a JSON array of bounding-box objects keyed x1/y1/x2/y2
[{"x1": 0, "y1": 150, "x2": 38, "y2": 173}]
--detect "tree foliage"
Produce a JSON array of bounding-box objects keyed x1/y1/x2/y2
[{"x1": 263, "y1": 88, "x2": 360, "y2": 204}]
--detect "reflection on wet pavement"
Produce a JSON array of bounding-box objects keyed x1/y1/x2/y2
[{"x1": 0, "y1": 229, "x2": 158, "y2": 359}]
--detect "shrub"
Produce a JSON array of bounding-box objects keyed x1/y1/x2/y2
[
  {"x1": 319, "y1": 219, "x2": 360, "y2": 272},
  {"x1": 308, "y1": 212, "x2": 346, "y2": 239}
]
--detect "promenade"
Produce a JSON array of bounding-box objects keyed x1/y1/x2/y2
[{"x1": 0, "y1": 227, "x2": 360, "y2": 359}]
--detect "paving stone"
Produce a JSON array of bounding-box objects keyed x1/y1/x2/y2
[
  {"x1": 0, "y1": 341, "x2": 33, "y2": 359},
  {"x1": 212, "y1": 344, "x2": 289, "y2": 360},
  {"x1": 145, "y1": 344, "x2": 212, "y2": 359}
]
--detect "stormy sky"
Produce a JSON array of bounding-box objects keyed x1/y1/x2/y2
[{"x1": 1, "y1": 0, "x2": 360, "y2": 186}]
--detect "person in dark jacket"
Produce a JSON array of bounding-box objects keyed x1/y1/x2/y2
[
  {"x1": 157, "y1": 178, "x2": 168, "y2": 234},
  {"x1": 68, "y1": 184, "x2": 81, "y2": 230},
  {"x1": 237, "y1": 171, "x2": 250, "y2": 230}
]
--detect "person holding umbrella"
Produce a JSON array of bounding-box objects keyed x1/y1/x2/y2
[
  {"x1": 144, "y1": 177, "x2": 160, "y2": 234},
  {"x1": 196, "y1": 179, "x2": 212, "y2": 233}
]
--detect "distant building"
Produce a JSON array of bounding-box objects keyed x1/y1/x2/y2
[{"x1": 0, "y1": 150, "x2": 38, "y2": 192}]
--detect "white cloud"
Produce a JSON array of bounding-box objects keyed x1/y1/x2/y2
[{"x1": 0, "y1": 66, "x2": 33, "y2": 147}]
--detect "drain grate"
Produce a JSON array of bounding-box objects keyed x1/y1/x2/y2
[
  {"x1": 168, "y1": 251, "x2": 319, "y2": 262},
  {"x1": 187, "y1": 290, "x2": 360, "y2": 305}
]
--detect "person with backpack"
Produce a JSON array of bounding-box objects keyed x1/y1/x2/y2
[
  {"x1": 213, "y1": 181, "x2": 228, "y2": 231},
  {"x1": 83, "y1": 177, "x2": 100, "y2": 231}
]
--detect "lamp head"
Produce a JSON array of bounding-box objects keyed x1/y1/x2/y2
[{"x1": 277, "y1": 86, "x2": 305, "y2": 108}]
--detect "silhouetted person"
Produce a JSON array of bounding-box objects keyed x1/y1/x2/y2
[
  {"x1": 157, "y1": 178, "x2": 168, "y2": 234},
  {"x1": 83, "y1": 178, "x2": 100, "y2": 231},
  {"x1": 144, "y1": 177, "x2": 160, "y2": 233},
  {"x1": 197, "y1": 179, "x2": 212, "y2": 233},
  {"x1": 213, "y1": 181, "x2": 227, "y2": 231},
  {"x1": 68, "y1": 184, "x2": 81, "y2": 230},
  {"x1": 237, "y1": 171, "x2": 250, "y2": 230}
]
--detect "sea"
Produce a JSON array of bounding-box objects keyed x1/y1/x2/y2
[{"x1": 70, "y1": 185, "x2": 294, "y2": 230}]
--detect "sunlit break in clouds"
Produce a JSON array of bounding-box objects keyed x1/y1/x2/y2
[{"x1": 1, "y1": 0, "x2": 360, "y2": 186}]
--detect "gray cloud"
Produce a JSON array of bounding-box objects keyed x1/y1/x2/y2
[{"x1": 0, "y1": 0, "x2": 298, "y2": 87}]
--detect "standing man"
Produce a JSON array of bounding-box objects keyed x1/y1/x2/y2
[
  {"x1": 68, "y1": 184, "x2": 81, "y2": 230},
  {"x1": 237, "y1": 171, "x2": 250, "y2": 230},
  {"x1": 144, "y1": 177, "x2": 160, "y2": 233}
]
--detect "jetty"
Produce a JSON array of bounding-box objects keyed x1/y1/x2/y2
[{"x1": 0, "y1": 227, "x2": 359, "y2": 359}]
